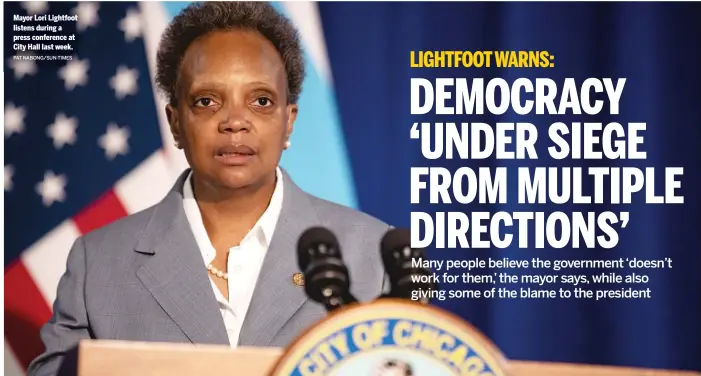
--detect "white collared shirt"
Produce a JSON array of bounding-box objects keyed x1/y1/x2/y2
[{"x1": 182, "y1": 168, "x2": 284, "y2": 348}]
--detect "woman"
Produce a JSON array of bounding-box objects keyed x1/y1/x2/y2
[{"x1": 28, "y1": 3, "x2": 389, "y2": 375}]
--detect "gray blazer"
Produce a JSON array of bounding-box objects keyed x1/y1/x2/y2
[{"x1": 28, "y1": 169, "x2": 390, "y2": 376}]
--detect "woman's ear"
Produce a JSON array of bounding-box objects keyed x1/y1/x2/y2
[
  {"x1": 285, "y1": 104, "x2": 298, "y2": 143},
  {"x1": 166, "y1": 104, "x2": 181, "y2": 148}
]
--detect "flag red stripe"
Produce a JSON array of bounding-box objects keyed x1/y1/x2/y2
[
  {"x1": 4, "y1": 260, "x2": 53, "y2": 369},
  {"x1": 73, "y1": 189, "x2": 129, "y2": 234}
]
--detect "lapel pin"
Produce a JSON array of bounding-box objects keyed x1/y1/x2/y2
[{"x1": 292, "y1": 272, "x2": 305, "y2": 287}]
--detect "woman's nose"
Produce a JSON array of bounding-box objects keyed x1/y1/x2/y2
[{"x1": 218, "y1": 106, "x2": 251, "y2": 134}]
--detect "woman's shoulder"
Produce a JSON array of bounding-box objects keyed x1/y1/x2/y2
[
  {"x1": 303, "y1": 193, "x2": 390, "y2": 232},
  {"x1": 280, "y1": 169, "x2": 392, "y2": 232},
  {"x1": 79, "y1": 203, "x2": 159, "y2": 250}
]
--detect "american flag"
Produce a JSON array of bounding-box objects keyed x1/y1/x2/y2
[{"x1": 4, "y1": 2, "x2": 186, "y2": 374}]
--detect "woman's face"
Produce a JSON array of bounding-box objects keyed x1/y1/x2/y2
[{"x1": 167, "y1": 29, "x2": 296, "y2": 191}]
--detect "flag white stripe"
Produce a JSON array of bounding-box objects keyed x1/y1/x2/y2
[
  {"x1": 20, "y1": 221, "x2": 81, "y2": 307},
  {"x1": 114, "y1": 151, "x2": 174, "y2": 215},
  {"x1": 281, "y1": 2, "x2": 333, "y2": 85}
]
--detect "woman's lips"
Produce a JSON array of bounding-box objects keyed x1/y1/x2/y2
[{"x1": 214, "y1": 144, "x2": 256, "y2": 166}]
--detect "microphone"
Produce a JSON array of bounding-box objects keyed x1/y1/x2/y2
[
  {"x1": 380, "y1": 227, "x2": 436, "y2": 304},
  {"x1": 297, "y1": 227, "x2": 358, "y2": 312}
]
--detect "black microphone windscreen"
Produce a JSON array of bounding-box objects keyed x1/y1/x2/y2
[
  {"x1": 381, "y1": 227, "x2": 411, "y2": 253},
  {"x1": 296, "y1": 226, "x2": 357, "y2": 310},
  {"x1": 380, "y1": 227, "x2": 414, "y2": 267},
  {"x1": 379, "y1": 227, "x2": 435, "y2": 302},
  {"x1": 297, "y1": 226, "x2": 340, "y2": 271}
]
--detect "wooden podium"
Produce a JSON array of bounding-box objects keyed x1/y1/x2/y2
[
  {"x1": 76, "y1": 341, "x2": 699, "y2": 376},
  {"x1": 73, "y1": 300, "x2": 698, "y2": 376}
]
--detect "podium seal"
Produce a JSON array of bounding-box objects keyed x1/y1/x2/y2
[{"x1": 270, "y1": 299, "x2": 508, "y2": 376}]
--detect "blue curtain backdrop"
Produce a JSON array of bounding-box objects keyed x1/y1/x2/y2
[{"x1": 319, "y1": 2, "x2": 701, "y2": 372}]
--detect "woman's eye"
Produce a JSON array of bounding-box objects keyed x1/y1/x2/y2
[
  {"x1": 254, "y1": 97, "x2": 273, "y2": 107},
  {"x1": 194, "y1": 97, "x2": 214, "y2": 107}
]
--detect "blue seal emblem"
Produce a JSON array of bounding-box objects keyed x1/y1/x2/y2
[{"x1": 270, "y1": 299, "x2": 507, "y2": 376}]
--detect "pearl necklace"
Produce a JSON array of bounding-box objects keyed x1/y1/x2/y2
[{"x1": 207, "y1": 264, "x2": 228, "y2": 280}]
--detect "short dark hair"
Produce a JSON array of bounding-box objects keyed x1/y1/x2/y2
[{"x1": 155, "y1": 2, "x2": 305, "y2": 105}]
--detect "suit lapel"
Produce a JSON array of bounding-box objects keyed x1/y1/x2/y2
[
  {"x1": 134, "y1": 173, "x2": 230, "y2": 346},
  {"x1": 238, "y1": 172, "x2": 316, "y2": 346}
]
